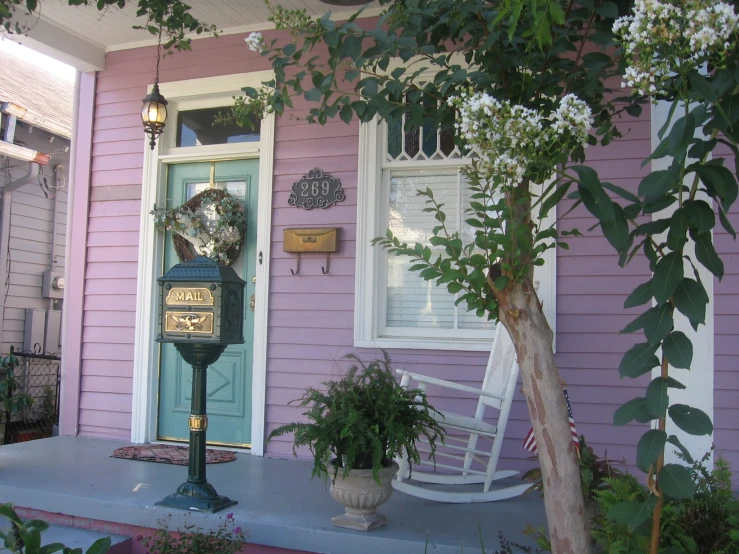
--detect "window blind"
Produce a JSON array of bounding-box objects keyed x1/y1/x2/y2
[{"x1": 385, "y1": 170, "x2": 494, "y2": 332}]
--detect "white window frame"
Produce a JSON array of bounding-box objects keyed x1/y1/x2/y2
[{"x1": 354, "y1": 118, "x2": 557, "y2": 352}]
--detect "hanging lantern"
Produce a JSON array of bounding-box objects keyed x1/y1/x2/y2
[{"x1": 141, "y1": 83, "x2": 168, "y2": 150}]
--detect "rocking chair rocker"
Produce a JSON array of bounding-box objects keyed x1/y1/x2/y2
[{"x1": 394, "y1": 324, "x2": 531, "y2": 503}]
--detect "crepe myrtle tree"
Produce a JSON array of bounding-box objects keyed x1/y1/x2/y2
[
  {"x1": 567, "y1": 2, "x2": 739, "y2": 553},
  {"x1": 235, "y1": 1, "x2": 638, "y2": 552}
]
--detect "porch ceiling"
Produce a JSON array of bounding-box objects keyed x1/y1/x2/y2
[{"x1": 14, "y1": 0, "x2": 381, "y2": 72}]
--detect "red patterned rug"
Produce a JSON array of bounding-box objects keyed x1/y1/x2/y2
[{"x1": 112, "y1": 445, "x2": 237, "y2": 466}]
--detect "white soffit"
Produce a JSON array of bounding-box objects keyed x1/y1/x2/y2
[{"x1": 18, "y1": 0, "x2": 381, "y2": 69}]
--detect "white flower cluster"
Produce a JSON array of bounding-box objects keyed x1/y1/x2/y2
[
  {"x1": 687, "y1": 3, "x2": 739, "y2": 54},
  {"x1": 245, "y1": 32, "x2": 265, "y2": 52},
  {"x1": 614, "y1": 0, "x2": 739, "y2": 97},
  {"x1": 449, "y1": 91, "x2": 593, "y2": 187}
]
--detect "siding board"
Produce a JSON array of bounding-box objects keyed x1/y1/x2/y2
[{"x1": 77, "y1": 30, "x2": 673, "y2": 474}]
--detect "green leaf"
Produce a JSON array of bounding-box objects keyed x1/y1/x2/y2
[
  {"x1": 668, "y1": 113, "x2": 695, "y2": 162},
  {"x1": 638, "y1": 167, "x2": 678, "y2": 200},
  {"x1": 620, "y1": 310, "x2": 651, "y2": 334},
  {"x1": 718, "y1": 205, "x2": 736, "y2": 239},
  {"x1": 683, "y1": 200, "x2": 715, "y2": 234},
  {"x1": 695, "y1": 162, "x2": 738, "y2": 211},
  {"x1": 447, "y1": 282, "x2": 463, "y2": 294},
  {"x1": 602, "y1": 181, "x2": 640, "y2": 203},
  {"x1": 339, "y1": 104, "x2": 353, "y2": 123},
  {"x1": 636, "y1": 429, "x2": 667, "y2": 472},
  {"x1": 304, "y1": 88, "x2": 322, "y2": 102},
  {"x1": 666, "y1": 434, "x2": 694, "y2": 464},
  {"x1": 643, "y1": 304, "x2": 673, "y2": 345},
  {"x1": 619, "y1": 342, "x2": 660, "y2": 378},
  {"x1": 624, "y1": 280, "x2": 653, "y2": 308},
  {"x1": 601, "y1": 204, "x2": 630, "y2": 253},
  {"x1": 40, "y1": 544, "x2": 66, "y2": 554},
  {"x1": 692, "y1": 231, "x2": 724, "y2": 279},
  {"x1": 540, "y1": 182, "x2": 570, "y2": 220},
  {"x1": 653, "y1": 252, "x2": 684, "y2": 305},
  {"x1": 607, "y1": 497, "x2": 658, "y2": 529},
  {"x1": 666, "y1": 208, "x2": 689, "y2": 251},
  {"x1": 669, "y1": 404, "x2": 713, "y2": 435},
  {"x1": 574, "y1": 165, "x2": 614, "y2": 223},
  {"x1": 663, "y1": 331, "x2": 693, "y2": 369},
  {"x1": 85, "y1": 537, "x2": 112, "y2": 554},
  {"x1": 634, "y1": 218, "x2": 670, "y2": 236},
  {"x1": 614, "y1": 397, "x2": 654, "y2": 425},
  {"x1": 659, "y1": 464, "x2": 695, "y2": 499},
  {"x1": 688, "y1": 72, "x2": 717, "y2": 103},
  {"x1": 549, "y1": 1, "x2": 565, "y2": 24},
  {"x1": 673, "y1": 278, "x2": 708, "y2": 329},
  {"x1": 343, "y1": 35, "x2": 362, "y2": 59},
  {"x1": 0, "y1": 505, "x2": 21, "y2": 524},
  {"x1": 646, "y1": 378, "x2": 670, "y2": 418}
]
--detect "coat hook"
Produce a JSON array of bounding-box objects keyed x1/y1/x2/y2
[
  {"x1": 290, "y1": 253, "x2": 301, "y2": 275},
  {"x1": 321, "y1": 253, "x2": 330, "y2": 275}
]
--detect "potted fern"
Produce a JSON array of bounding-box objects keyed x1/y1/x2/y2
[{"x1": 268, "y1": 352, "x2": 445, "y2": 531}]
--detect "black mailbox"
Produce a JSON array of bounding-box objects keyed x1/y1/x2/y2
[{"x1": 156, "y1": 256, "x2": 246, "y2": 345}]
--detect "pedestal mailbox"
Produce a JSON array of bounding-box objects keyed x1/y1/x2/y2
[
  {"x1": 155, "y1": 256, "x2": 245, "y2": 513},
  {"x1": 157, "y1": 255, "x2": 245, "y2": 345}
]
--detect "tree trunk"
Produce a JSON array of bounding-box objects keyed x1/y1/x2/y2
[{"x1": 493, "y1": 277, "x2": 589, "y2": 554}]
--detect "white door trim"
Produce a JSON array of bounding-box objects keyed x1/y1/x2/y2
[{"x1": 131, "y1": 71, "x2": 274, "y2": 456}]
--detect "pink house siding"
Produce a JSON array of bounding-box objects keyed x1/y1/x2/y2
[
  {"x1": 68, "y1": 28, "x2": 736, "y2": 474},
  {"x1": 713, "y1": 143, "x2": 739, "y2": 470}
]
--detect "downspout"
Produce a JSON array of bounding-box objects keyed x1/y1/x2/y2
[
  {"x1": 48, "y1": 165, "x2": 62, "y2": 309},
  {"x1": 0, "y1": 162, "x2": 41, "y2": 351}
]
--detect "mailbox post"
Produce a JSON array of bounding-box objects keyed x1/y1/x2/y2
[{"x1": 155, "y1": 256, "x2": 245, "y2": 513}]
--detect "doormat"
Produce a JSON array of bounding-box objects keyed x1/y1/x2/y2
[{"x1": 112, "y1": 445, "x2": 237, "y2": 466}]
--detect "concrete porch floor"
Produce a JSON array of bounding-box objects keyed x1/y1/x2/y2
[{"x1": 0, "y1": 437, "x2": 546, "y2": 554}]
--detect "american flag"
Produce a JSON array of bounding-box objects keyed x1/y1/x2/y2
[{"x1": 523, "y1": 387, "x2": 579, "y2": 454}]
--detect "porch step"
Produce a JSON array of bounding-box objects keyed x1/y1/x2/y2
[{"x1": 0, "y1": 521, "x2": 131, "y2": 554}]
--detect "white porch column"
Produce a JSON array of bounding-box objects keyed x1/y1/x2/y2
[{"x1": 650, "y1": 100, "x2": 715, "y2": 467}]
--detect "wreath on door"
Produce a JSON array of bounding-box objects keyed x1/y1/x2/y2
[{"x1": 151, "y1": 188, "x2": 246, "y2": 266}]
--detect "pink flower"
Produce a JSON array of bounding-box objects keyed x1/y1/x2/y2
[
  {"x1": 226, "y1": 513, "x2": 234, "y2": 520},
  {"x1": 234, "y1": 526, "x2": 242, "y2": 534}
]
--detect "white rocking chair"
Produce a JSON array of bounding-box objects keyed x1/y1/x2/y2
[{"x1": 394, "y1": 324, "x2": 531, "y2": 503}]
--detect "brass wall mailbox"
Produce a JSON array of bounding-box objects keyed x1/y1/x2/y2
[
  {"x1": 283, "y1": 228, "x2": 340, "y2": 275},
  {"x1": 283, "y1": 228, "x2": 339, "y2": 253}
]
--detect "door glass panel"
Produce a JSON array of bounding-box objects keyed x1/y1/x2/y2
[{"x1": 186, "y1": 181, "x2": 247, "y2": 200}]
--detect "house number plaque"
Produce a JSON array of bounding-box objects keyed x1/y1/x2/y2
[{"x1": 288, "y1": 168, "x2": 345, "y2": 210}]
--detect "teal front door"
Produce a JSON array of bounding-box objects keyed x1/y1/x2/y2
[{"x1": 158, "y1": 160, "x2": 259, "y2": 447}]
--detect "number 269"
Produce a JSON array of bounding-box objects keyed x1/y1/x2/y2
[{"x1": 301, "y1": 180, "x2": 330, "y2": 196}]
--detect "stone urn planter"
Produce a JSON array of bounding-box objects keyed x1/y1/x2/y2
[{"x1": 327, "y1": 459, "x2": 399, "y2": 531}]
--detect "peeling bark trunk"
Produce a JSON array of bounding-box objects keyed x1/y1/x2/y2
[{"x1": 493, "y1": 277, "x2": 589, "y2": 554}]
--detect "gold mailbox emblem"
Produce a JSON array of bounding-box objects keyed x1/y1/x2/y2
[
  {"x1": 283, "y1": 228, "x2": 339, "y2": 253},
  {"x1": 165, "y1": 312, "x2": 214, "y2": 334},
  {"x1": 165, "y1": 287, "x2": 215, "y2": 307}
]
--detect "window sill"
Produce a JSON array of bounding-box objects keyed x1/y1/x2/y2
[{"x1": 354, "y1": 337, "x2": 493, "y2": 352}]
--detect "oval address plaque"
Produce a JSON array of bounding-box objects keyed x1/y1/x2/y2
[{"x1": 288, "y1": 168, "x2": 345, "y2": 210}]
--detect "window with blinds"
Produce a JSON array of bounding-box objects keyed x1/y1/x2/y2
[
  {"x1": 379, "y1": 118, "x2": 495, "y2": 338},
  {"x1": 354, "y1": 65, "x2": 556, "y2": 352}
]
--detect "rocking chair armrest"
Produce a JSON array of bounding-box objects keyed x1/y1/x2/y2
[{"x1": 396, "y1": 369, "x2": 506, "y2": 401}]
